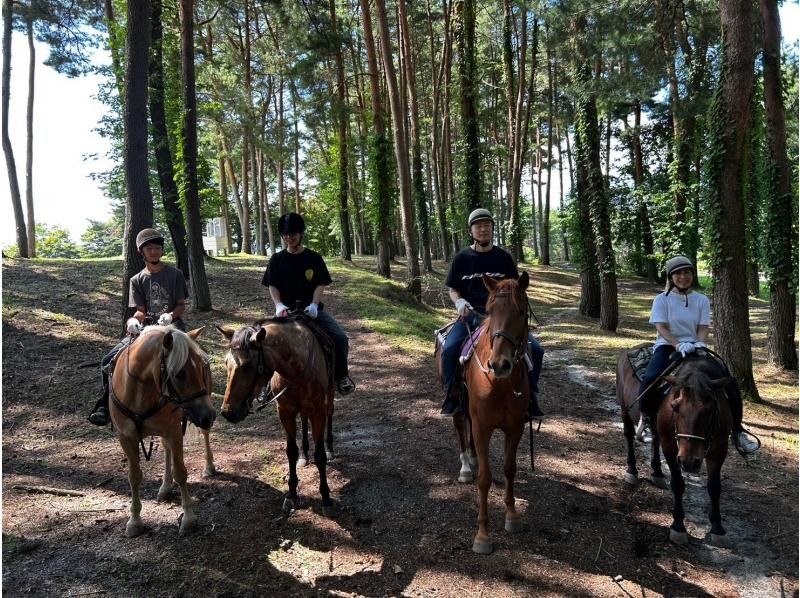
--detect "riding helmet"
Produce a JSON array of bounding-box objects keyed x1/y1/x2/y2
[
  {"x1": 136, "y1": 228, "x2": 165, "y2": 250},
  {"x1": 665, "y1": 255, "x2": 694, "y2": 278},
  {"x1": 278, "y1": 212, "x2": 306, "y2": 235},
  {"x1": 468, "y1": 208, "x2": 494, "y2": 228}
]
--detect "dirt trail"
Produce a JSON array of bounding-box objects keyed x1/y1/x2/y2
[{"x1": 2, "y1": 257, "x2": 797, "y2": 597}]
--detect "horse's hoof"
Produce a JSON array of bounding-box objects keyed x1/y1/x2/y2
[
  {"x1": 203, "y1": 465, "x2": 217, "y2": 478},
  {"x1": 472, "y1": 538, "x2": 493, "y2": 555},
  {"x1": 669, "y1": 528, "x2": 689, "y2": 546},
  {"x1": 624, "y1": 472, "x2": 638, "y2": 486},
  {"x1": 179, "y1": 516, "x2": 197, "y2": 536},
  {"x1": 458, "y1": 469, "x2": 473, "y2": 483},
  {"x1": 125, "y1": 520, "x2": 146, "y2": 538},
  {"x1": 297, "y1": 457, "x2": 307, "y2": 469},
  {"x1": 505, "y1": 517, "x2": 524, "y2": 533},
  {"x1": 157, "y1": 487, "x2": 174, "y2": 502},
  {"x1": 705, "y1": 532, "x2": 730, "y2": 548},
  {"x1": 651, "y1": 475, "x2": 669, "y2": 490},
  {"x1": 283, "y1": 497, "x2": 296, "y2": 514}
]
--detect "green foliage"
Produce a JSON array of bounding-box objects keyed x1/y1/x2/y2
[
  {"x1": 81, "y1": 218, "x2": 124, "y2": 257},
  {"x1": 35, "y1": 224, "x2": 81, "y2": 259}
]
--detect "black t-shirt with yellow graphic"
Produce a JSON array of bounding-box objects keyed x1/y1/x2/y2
[{"x1": 263, "y1": 248, "x2": 332, "y2": 311}]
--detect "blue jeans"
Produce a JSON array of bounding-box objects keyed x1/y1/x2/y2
[
  {"x1": 314, "y1": 310, "x2": 350, "y2": 380},
  {"x1": 441, "y1": 314, "x2": 544, "y2": 395}
]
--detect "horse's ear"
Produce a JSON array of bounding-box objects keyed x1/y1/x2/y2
[
  {"x1": 518, "y1": 271, "x2": 529, "y2": 291},
  {"x1": 250, "y1": 327, "x2": 267, "y2": 346},
  {"x1": 163, "y1": 330, "x2": 174, "y2": 351},
  {"x1": 216, "y1": 325, "x2": 236, "y2": 341},
  {"x1": 187, "y1": 326, "x2": 205, "y2": 340},
  {"x1": 710, "y1": 377, "x2": 732, "y2": 389},
  {"x1": 483, "y1": 274, "x2": 498, "y2": 292}
]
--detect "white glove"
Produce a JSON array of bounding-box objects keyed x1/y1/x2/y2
[
  {"x1": 275, "y1": 302, "x2": 288, "y2": 317},
  {"x1": 157, "y1": 312, "x2": 172, "y2": 326},
  {"x1": 304, "y1": 303, "x2": 319, "y2": 319},
  {"x1": 126, "y1": 317, "x2": 142, "y2": 335},
  {"x1": 455, "y1": 298, "x2": 473, "y2": 316},
  {"x1": 677, "y1": 342, "x2": 695, "y2": 355},
  {"x1": 693, "y1": 341, "x2": 707, "y2": 350}
]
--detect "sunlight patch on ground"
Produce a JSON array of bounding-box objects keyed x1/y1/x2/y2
[{"x1": 266, "y1": 542, "x2": 384, "y2": 586}]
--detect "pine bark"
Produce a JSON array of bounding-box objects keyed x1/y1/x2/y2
[
  {"x1": 455, "y1": 0, "x2": 480, "y2": 210},
  {"x1": 25, "y1": 15, "x2": 35, "y2": 256}
]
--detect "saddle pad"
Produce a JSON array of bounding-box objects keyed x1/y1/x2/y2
[
  {"x1": 626, "y1": 345, "x2": 654, "y2": 383},
  {"x1": 459, "y1": 324, "x2": 486, "y2": 363}
]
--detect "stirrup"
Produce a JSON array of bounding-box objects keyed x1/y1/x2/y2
[
  {"x1": 734, "y1": 429, "x2": 761, "y2": 456},
  {"x1": 88, "y1": 406, "x2": 109, "y2": 426}
]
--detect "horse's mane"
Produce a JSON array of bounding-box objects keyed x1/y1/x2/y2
[
  {"x1": 671, "y1": 354, "x2": 728, "y2": 405},
  {"x1": 230, "y1": 326, "x2": 258, "y2": 351},
  {"x1": 485, "y1": 278, "x2": 526, "y2": 313},
  {"x1": 140, "y1": 325, "x2": 207, "y2": 378}
]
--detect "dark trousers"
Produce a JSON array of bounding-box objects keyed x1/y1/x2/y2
[
  {"x1": 441, "y1": 314, "x2": 544, "y2": 395},
  {"x1": 314, "y1": 310, "x2": 350, "y2": 380},
  {"x1": 638, "y1": 344, "x2": 744, "y2": 432}
]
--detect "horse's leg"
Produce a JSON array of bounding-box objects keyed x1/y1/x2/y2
[
  {"x1": 120, "y1": 437, "x2": 146, "y2": 537},
  {"x1": 623, "y1": 413, "x2": 639, "y2": 485},
  {"x1": 454, "y1": 412, "x2": 473, "y2": 483},
  {"x1": 157, "y1": 445, "x2": 175, "y2": 501},
  {"x1": 664, "y1": 452, "x2": 688, "y2": 545},
  {"x1": 281, "y1": 411, "x2": 301, "y2": 513},
  {"x1": 649, "y1": 423, "x2": 668, "y2": 489},
  {"x1": 311, "y1": 408, "x2": 333, "y2": 512},
  {"x1": 635, "y1": 414, "x2": 647, "y2": 442},
  {"x1": 201, "y1": 427, "x2": 216, "y2": 477},
  {"x1": 471, "y1": 423, "x2": 493, "y2": 555},
  {"x1": 503, "y1": 423, "x2": 525, "y2": 533},
  {"x1": 705, "y1": 457, "x2": 729, "y2": 546},
  {"x1": 163, "y1": 432, "x2": 197, "y2": 535},
  {"x1": 297, "y1": 414, "x2": 309, "y2": 468}
]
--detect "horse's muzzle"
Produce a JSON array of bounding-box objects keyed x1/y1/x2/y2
[
  {"x1": 186, "y1": 401, "x2": 216, "y2": 430},
  {"x1": 679, "y1": 455, "x2": 702, "y2": 473},
  {"x1": 489, "y1": 358, "x2": 513, "y2": 378},
  {"x1": 220, "y1": 407, "x2": 246, "y2": 424}
]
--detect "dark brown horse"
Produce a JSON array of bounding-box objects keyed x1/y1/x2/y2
[
  {"x1": 461, "y1": 272, "x2": 531, "y2": 554},
  {"x1": 618, "y1": 350, "x2": 733, "y2": 545},
  {"x1": 217, "y1": 318, "x2": 334, "y2": 512},
  {"x1": 109, "y1": 325, "x2": 216, "y2": 537}
]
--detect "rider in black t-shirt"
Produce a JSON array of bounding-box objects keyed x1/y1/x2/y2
[
  {"x1": 440, "y1": 208, "x2": 544, "y2": 418},
  {"x1": 263, "y1": 213, "x2": 354, "y2": 395}
]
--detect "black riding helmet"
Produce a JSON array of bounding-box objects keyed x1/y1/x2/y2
[
  {"x1": 278, "y1": 212, "x2": 306, "y2": 235},
  {"x1": 136, "y1": 228, "x2": 165, "y2": 250}
]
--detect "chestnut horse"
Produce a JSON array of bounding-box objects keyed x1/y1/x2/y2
[
  {"x1": 462, "y1": 272, "x2": 531, "y2": 554},
  {"x1": 618, "y1": 350, "x2": 733, "y2": 545},
  {"x1": 217, "y1": 318, "x2": 334, "y2": 513},
  {"x1": 109, "y1": 325, "x2": 216, "y2": 537}
]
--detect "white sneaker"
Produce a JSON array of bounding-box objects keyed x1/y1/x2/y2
[{"x1": 735, "y1": 431, "x2": 760, "y2": 455}]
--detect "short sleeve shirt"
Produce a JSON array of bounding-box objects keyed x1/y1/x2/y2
[
  {"x1": 262, "y1": 248, "x2": 332, "y2": 310},
  {"x1": 129, "y1": 264, "x2": 188, "y2": 324},
  {"x1": 445, "y1": 246, "x2": 519, "y2": 314},
  {"x1": 650, "y1": 291, "x2": 711, "y2": 347}
]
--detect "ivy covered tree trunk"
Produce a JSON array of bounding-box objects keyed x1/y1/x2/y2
[
  {"x1": 121, "y1": 0, "x2": 153, "y2": 324},
  {"x1": 760, "y1": 0, "x2": 797, "y2": 370},
  {"x1": 149, "y1": 0, "x2": 189, "y2": 278},
  {"x1": 705, "y1": 0, "x2": 758, "y2": 400},
  {"x1": 179, "y1": 0, "x2": 211, "y2": 311},
  {"x1": 330, "y1": 0, "x2": 351, "y2": 261},
  {"x1": 455, "y1": 0, "x2": 481, "y2": 210}
]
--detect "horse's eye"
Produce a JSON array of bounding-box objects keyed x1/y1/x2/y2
[{"x1": 176, "y1": 369, "x2": 187, "y2": 381}]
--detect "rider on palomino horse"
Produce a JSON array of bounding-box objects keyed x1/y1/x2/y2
[
  {"x1": 264, "y1": 212, "x2": 355, "y2": 396},
  {"x1": 638, "y1": 254, "x2": 759, "y2": 455},
  {"x1": 440, "y1": 208, "x2": 544, "y2": 419},
  {"x1": 89, "y1": 228, "x2": 189, "y2": 426}
]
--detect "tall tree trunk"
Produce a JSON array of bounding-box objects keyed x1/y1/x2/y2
[
  {"x1": 706, "y1": 0, "x2": 758, "y2": 398},
  {"x1": 103, "y1": 0, "x2": 124, "y2": 97},
  {"x1": 455, "y1": 0, "x2": 480, "y2": 209},
  {"x1": 241, "y1": 137, "x2": 251, "y2": 253},
  {"x1": 542, "y1": 39, "x2": 553, "y2": 266},
  {"x1": 24, "y1": 15, "x2": 35, "y2": 257},
  {"x1": 330, "y1": 0, "x2": 352, "y2": 260},
  {"x1": 150, "y1": 0, "x2": 189, "y2": 277},
  {"x1": 374, "y1": 0, "x2": 421, "y2": 298},
  {"x1": 760, "y1": 0, "x2": 797, "y2": 370},
  {"x1": 429, "y1": 0, "x2": 450, "y2": 261},
  {"x1": 179, "y1": 0, "x2": 211, "y2": 311},
  {"x1": 219, "y1": 156, "x2": 233, "y2": 254},
  {"x1": 121, "y1": 0, "x2": 153, "y2": 323},
  {"x1": 2, "y1": 0, "x2": 28, "y2": 257},
  {"x1": 529, "y1": 145, "x2": 539, "y2": 259},
  {"x1": 293, "y1": 88, "x2": 301, "y2": 213},
  {"x1": 632, "y1": 99, "x2": 658, "y2": 282},
  {"x1": 258, "y1": 147, "x2": 275, "y2": 255},
  {"x1": 251, "y1": 142, "x2": 263, "y2": 255}
]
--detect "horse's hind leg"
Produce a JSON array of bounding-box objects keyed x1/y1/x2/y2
[
  {"x1": 120, "y1": 437, "x2": 146, "y2": 538},
  {"x1": 649, "y1": 425, "x2": 668, "y2": 489},
  {"x1": 623, "y1": 414, "x2": 639, "y2": 485},
  {"x1": 298, "y1": 414, "x2": 309, "y2": 468},
  {"x1": 158, "y1": 445, "x2": 176, "y2": 501},
  {"x1": 503, "y1": 424, "x2": 525, "y2": 534},
  {"x1": 201, "y1": 427, "x2": 216, "y2": 477},
  {"x1": 454, "y1": 413, "x2": 473, "y2": 483},
  {"x1": 163, "y1": 433, "x2": 197, "y2": 535},
  {"x1": 311, "y1": 410, "x2": 333, "y2": 511}
]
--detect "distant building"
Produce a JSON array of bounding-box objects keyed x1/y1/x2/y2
[{"x1": 202, "y1": 218, "x2": 227, "y2": 256}]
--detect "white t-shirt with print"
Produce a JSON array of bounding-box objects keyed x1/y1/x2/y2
[{"x1": 649, "y1": 291, "x2": 711, "y2": 348}]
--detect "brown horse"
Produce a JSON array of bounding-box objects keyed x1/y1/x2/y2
[
  {"x1": 109, "y1": 325, "x2": 216, "y2": 537},
  {"x1": 461, "y1": 272, "x2": 530, "y2": 554},
  {"x1": 618, "y1": 350, "x2": 733, "y2": 545},
  {"x1": 217, "y1": 318, "x2": 334, "y2": 513}
]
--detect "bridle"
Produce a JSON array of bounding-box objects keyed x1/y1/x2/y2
[{"x1": 487, "y1": 291, "x2": 530, "y2": 367}]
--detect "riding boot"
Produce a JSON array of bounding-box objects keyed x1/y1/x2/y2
[
  {"x1": 88, "y1": 380, "x2": 110, "y2": 426},
  {"x1": 528, "y1": 392, "x2": 544, "y2": 418}
]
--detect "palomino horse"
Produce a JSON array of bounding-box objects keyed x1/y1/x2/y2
[
  {"x1": 461, "y1": 272, "x2": 531, "y2": 554},
  {"x1": 618, "y1": 350, "x2": 733, "y2": 545},
  {"x1": 109, "y1": 325, "x2": 216, "y2": 537},
  {"x1": 217, "y1": 318, "x2": 334, "y2": 512}
]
